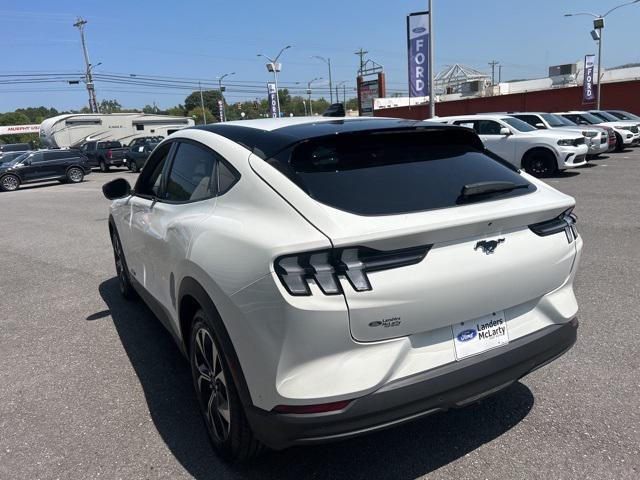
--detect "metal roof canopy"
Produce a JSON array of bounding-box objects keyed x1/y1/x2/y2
[{"x1": 434, "y1": 64, "x2": 490, "y2": 94}]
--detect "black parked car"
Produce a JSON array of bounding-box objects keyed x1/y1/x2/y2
[
  {"x1": 123, "y1": 142, "x2": 158, "y2": 172},
  {"x1": 0, "y1": 142, "x2": 31, "y2": 153},
  {"x1": 80, "y1": 141, "x2": 128, "y2": 171},
  {"x1": 0, "y1": 150, "x2": 91, "y2": 192},
  {"x1": 0, "y1": 150, "x2": 31, "y2": 164}
]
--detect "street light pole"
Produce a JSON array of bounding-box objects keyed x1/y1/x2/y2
[
  {"x1": 216, "y1": 72, "x2": 235, "y2": 122},
  {"x1": 199, "y1": 81, "x2": 207, "y2": 124},
  {"x1": 312, "y1": 56, "x2": 333, "y2": 103},
  {"x1": 258, "y1": 46, "x2": 291, "y2": 117},
  {"x1": 306, "y1": 77, "x2": 323, "y2": 116},
  {"x1": 564, "y1": 0, "x2": 639, "y2": 109},
  {"x1": 596, "y1": 28, "x2": 603, "y2": 109}
]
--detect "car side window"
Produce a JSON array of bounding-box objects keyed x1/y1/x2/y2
[
  {"x1": 217, "y1": 159, "x2": 239, "y2": 195},
  {"x1": 516, "y1": 115, "x2": 541, "y2": 128},
  {"x1": 163, "y1": 142, "x2": 216, "y2": 202},
  {"x1": 135, "y1": 142, "x2": 173, "y2": 197},
  {"x1": 453, "y1": 120, "x2": 477, "y2": 131},
  {"x1": 30, "y1": 153, "x2": 46, "y2": 163},
  {"x1": 476, "y1": 120, "x2": 503, "y2": 135},
  {"x1": 44, "y1": 152, "x2": 66, "y2": 161}
]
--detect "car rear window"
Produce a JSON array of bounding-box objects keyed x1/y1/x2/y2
[
  {"x1": 269, "y1": 130, "x2": 534, "y2": 216},
  {"x1": 98, "y1": 141, "x2": 122, "y2": 149}
]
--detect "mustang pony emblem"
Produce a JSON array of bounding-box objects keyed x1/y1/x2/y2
[{"x1": 474, "y1": 238, "x2": 505, "y2": 255}]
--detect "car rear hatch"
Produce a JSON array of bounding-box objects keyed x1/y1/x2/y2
[{"x1": 250, "y1": 126, "x2": 578, "y2": 342}]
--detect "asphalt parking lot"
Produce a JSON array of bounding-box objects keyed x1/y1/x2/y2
[{"x1": 1, "y1": 153, "x2": 639, "y2": 480}]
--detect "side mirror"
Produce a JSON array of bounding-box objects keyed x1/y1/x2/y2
[
  {"x1": 535, "y1": 123, "x2": 546, "y2": 129},
  {"x1": 499, "y1": 127, "x2": 512, "y2": 136},
  {"x1": 102, "y1": 178, "x2": 132, "y2": 200}
]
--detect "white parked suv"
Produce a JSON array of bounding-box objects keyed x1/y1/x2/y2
[
  {"x1": 557, "y1": 111, "x2": 640, "y2": 151},
  {"x1": 507, "y1": 112, "x2": 609, "y2": 157},
  {"x1": 103, "y1": 117, "x2": 582, "y2": 460},
  {"x1": 437, "y1": 114, "x2": 588, "y2": 176}
]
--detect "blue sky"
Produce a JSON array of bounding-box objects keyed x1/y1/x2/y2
[{"x1": 1, "y1": 0, "x2": 639, "y2": 112}]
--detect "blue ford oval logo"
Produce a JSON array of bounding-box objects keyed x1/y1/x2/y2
[
  {"x1": 457, "y1": 329, "x2": 477, "y2": 342},
  {"x1": 412, "y1": 27, "x2": 426, "y2": 34}
]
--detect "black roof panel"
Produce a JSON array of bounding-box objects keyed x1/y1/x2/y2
[{"x1": 191, "y1": 118, "x2": 481, "y2": 159}]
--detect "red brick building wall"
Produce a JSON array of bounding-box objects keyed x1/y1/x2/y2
[{"x1": 374, "y1": 79, "x2": 640, "y2": 119}]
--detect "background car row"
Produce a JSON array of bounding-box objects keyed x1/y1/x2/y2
[
  {"x1": 435, "y1": 109, "x2": 639, "y2": 176},
  {"x1": 0, "y1": 136, "x2": 163, "y2": 191}
]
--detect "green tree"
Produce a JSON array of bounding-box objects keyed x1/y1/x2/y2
[
  {"x1": 184, "y1": 90, "x2": 224, "y2": 122},
  {"x1": 99, "y1": 99, "x2": 122, "y2": 113},
  {"x1": 187, "y1": 106, "x2": 214, "y2": 125},
  {"x1": 142, "y1": 104, "x2": 159, "y2": 114},
  {"x1": 166, "y1": 105, "x2": 186, "y2": 116}
]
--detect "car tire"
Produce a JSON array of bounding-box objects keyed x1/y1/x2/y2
[
  {"x1": 614, "y1": 133, "x2": 625, "y2": 152},
  {"x1": 99, "y1": 160, "x2": 110, "y2": 172},
  {"x1": 190, "y1": 312, "x2": 264, "y2": 462},
  {"x1": 130, "y1": 161, "x2": 139, "y2": 173},
  {"x1": 523, "y1": 150, "x2": 557, "y2": 177},
  {"x1": 110, "y1": 227, "x2": 137, "y2": 300},
  {"x1": 66, "y1": 167, "x2": 84, "y2": 183},
  {"x1": 0, "y1": 174, "x2": 20, "y2": 192}
]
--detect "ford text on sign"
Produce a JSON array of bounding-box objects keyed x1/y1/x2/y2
[
  {"x1": 407, "y1": 11, "x2": 429, "y2": 98},
  {"x1": 583, "y1": 54, "x2": 596, "y2": 104},
  {"x1": 267, "y1": 83, "x2": 279, "y2": 118}
]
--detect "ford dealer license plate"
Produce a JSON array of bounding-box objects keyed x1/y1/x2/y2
[{"x1": 452, "y1": 311, "x2": 509, "y2": 360}]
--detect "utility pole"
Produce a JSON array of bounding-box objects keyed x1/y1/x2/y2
[
  {"x1": 498, "y1": 65, "x2": 502, "y2": 83},
  {"x1": 489, "y1": 60, "x2": 500, "y2": 86},
  {"x1": 73, "y1": 17, "x2": 99, "y2": 113},
  {"x1": 199, "y1": 81, "x2": 207, "y2": 124},
  {"x1": 354, "y1": 48, "x2": 368, "y2": 74}
]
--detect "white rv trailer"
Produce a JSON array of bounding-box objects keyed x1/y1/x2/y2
[{"x1": 39, "y1": 113, "x2": 195, "y2": 149}]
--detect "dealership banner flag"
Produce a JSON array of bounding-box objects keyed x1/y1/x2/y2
[
  {"x1": 583, "y1": 54, "x2": 596, "y2": 103},
  {"x1": 267, "y1": 83, "x2": 279, "y2": 118},
  {"x1": 407, "y1": 11, "x2": 429, "y2": 98}
]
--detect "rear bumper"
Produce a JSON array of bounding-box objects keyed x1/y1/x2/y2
[{"x1": 246, "y1": 318, "x2": 578, "y2": 450}]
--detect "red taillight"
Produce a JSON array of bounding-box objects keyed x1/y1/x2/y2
[
  {"x1": 107, "y1": 150, "x2": 113, "y2": 159},
  {"x1": 272, "y1": 400, "x2": 351, "y2": 414}
]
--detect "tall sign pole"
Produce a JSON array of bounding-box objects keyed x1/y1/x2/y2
[
  {"x1": 73, "y1": 17, "x2": 99, "y2": 113},
  {"x1": 595, "y1": 19, "x2": 603, "y2": 109},
  {"x1": 428, "y1": 0, "x2": 435, "y2": 118}
]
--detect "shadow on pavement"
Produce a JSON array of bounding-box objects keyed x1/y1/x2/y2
[
  {"x1": 98, "y1": 277, "x2": 534, "y2": 480},
  {"x1": 546, "y1": 170, "x2": 580, "y2": 178}
]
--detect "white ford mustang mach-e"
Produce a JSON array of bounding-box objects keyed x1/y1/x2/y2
[{"x1": 103, "y1": 117, "x2": 582, "y2": 461}]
